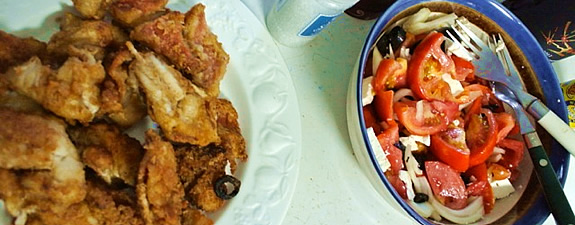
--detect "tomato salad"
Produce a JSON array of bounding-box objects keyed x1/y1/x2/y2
[{"x1": 362, "y1": 8, "x2": 525, "y2": 224}]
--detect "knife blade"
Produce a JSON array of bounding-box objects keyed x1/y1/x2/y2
[{"x1": 492, "y1": 82, "x2": 575, "y2": 225}]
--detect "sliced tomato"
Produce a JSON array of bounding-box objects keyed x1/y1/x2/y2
[
  {"x1": 363, "y1": 105, "x2": 382, "y2": 134},
  {"x1": 464, "y1": 163, "x2": 495, "y2": 213},
  {"x1": 489, "y1": 164, "x2": 511, "y2": 181},
  {"x1": 497, "y1": 138, "x2": 525, "y2": 170},
  {"x1": 386, "y1": 171, "x2": 408, "y2": 199},
  {"x1": 430, "y1": 124, "x2": 470, "y2": 172},
  {"x1": 407, "y1": 32, "x2": 456, "y2": 101},
  {"x1": 374, "y1": 90, "x2": 394, "y2": 123},
  {"x1": 495, "y1": 112, "x2": 516, "y2": 142},
  {"x1": 466, "y1": 108, "x2": 498, "y2": 167},
  {"x1": 394, "y1": 100, "x2": 459, "y2": 135},
  {"x1": 425, "y1": 161, "x2": 468, "y2": 210},
  {"x1": 464, "y1": 98, "x2": 483, "y2": 122},
  {"x1": 377, "y1": 121, "x2": 403, "y2": 174},
  {"x1": 455, "y1": 84, "x2": 490, "y2": 106},
  {"x1": 451, "y1": 55, "x2": 475, "y2": 81},
  {"x1": 372, "y1": 58, "x2": 407, "y2": 92}
]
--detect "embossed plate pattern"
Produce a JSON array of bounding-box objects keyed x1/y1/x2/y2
[{"x1": 0, "y1": 0, "x2": 302, "y2": 224}]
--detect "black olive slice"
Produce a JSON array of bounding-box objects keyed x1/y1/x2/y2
[{"x1": 213, "y1": 175, "x2": 241, "y2": 200}]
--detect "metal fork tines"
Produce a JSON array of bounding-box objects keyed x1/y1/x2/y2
[
  {"x1": 445, "y1": 20, "x2": 511, "y2": 89},
  {"x1": 487, "y1": 34, "x2": 527, "y2": 93}
]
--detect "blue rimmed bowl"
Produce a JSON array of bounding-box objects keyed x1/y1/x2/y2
[{"x1": 346, "y1": 0, "x2": 570, "y2": 224}]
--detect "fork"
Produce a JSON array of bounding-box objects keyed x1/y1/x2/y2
[
  {"x1": 491, "y1": 82, "x2": 575, "y2": 225},
  {"x1": 446, "y1": 20, "x2": 575, "y2": 225},
  {"x1": 446, "y1": 20, "x2": 575, "y2": 158}
]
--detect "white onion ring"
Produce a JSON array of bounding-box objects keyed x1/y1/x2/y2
[{"x1": 393, "y1": 88, "x2": 415, "y2": 102}]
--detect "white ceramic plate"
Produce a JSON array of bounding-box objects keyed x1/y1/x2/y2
[{"x1": 0, "y1": 0, "x2": 302, "y2": 224}]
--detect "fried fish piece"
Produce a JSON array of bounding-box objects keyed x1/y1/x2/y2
[
  {"x1": 213, "y1": 99, "x2": 247, "y2": 172},
  {"x1": 175, "y1": 145, "x2": 227, "y2": 212},
  {"x1": 110, "y1": 0, "x2": 168, "y2": 27},
  {"x1": 130, "y1": 4, "x2": 229, "y2": 97},
  {"x1": 4, "y1": 52, "x2": 105, "y2": 124},
  {"x1": 0, "y1": 109, "x2": 86, "y2": 222},
  {"x1": 182, "y1": 4, "x2": 229, "y2": 97},
  {"x1": 24, "y1": 179, "x2": 144, "y2": 225},
  {"x1": 47, "y1": 13, "x2": 128, "y2": 60},
  {"x1": 0, "y1": 31, "x2": 47, "y2": 74},
  {"x1": 69, "y1": 123, "x2": 144, "y2": 186},
  {"x1": 0, "y1": 81, "x2": 45, "y2": 114},
  {"x1": 100, "y1": 49, "x2": 147, "y2": 127},
  {"x1": 71, "y1": 0, "x2": 113, "y2": 19},
  {"x1": 127, "y1": 43, "x2": 219, "y2": 146},
  {"x1": 181, "y1": 206, "x2": 213, "y2": 225},
  {"x1": 137, "y1": 130, "x2": 185, "y2": 225}
]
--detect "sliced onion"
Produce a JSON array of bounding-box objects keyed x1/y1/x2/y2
[
  {"x1": 408, "y1": 200, "x2": 434, "y2": 218},
  {"x1": 393, "y1": 88, "x2": 415, "y2": 102},
  {"x1": 415, "y1": 100, "x2": 424, "y2": 122},
  {"x1": 430, "y1": 196, "x2": 484, "y2": 224},
  {"x1": 403, "y1": 8, "x2": 457, "y2": 35}
]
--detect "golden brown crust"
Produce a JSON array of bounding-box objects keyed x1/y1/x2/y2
[
  {"x1": 110, "y1": 0, "x2": 168, "y2": 27},
  {"x1": 4, "y1": 55, "x2": 106, "y2": 124},
  {"x1": 69, "y1": 123, "x2": 144, "y2": 186},
  {"x1": 127, "y1": 46, "x2": 219, "y2": 146},
  {"x1": 183, "y1": 4, "x2": 229, "y2": 97},
  {"x1": 175, "y1": 145, "x2": 227, "y2": 212},
  {"x1": 130, "y1": 11, "x2": 204, "y2": 78},
  {"x1": 0, "y1": 3, "x2": 246, "y2": 224},
  {"x1": 181, "y1": 207, "x2": 214, "y2": 225},
  {"x1": 137, "y1": 130, "x2": 185, "y2": 225},
  {"x1": 214, "y1": 99, "x2": 247, "y2": 172},
  {"x1": 130, "y1": 4, "x2": 229, "y2": 97},
  {"x1": 0, "y1": 30, "x2": 46, "y2": 73},
  {"x1": 47, "y1": 13, "x2": 128, "y2": 61},
  {"x1": 72, "y1": 0, "x2": 113, "y2": 19},
  {"x1": 0, "y1": 109, "x2": 60, "y2": 170}
]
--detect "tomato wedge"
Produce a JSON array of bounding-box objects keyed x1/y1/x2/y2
[
  {"x1": 407, "y1": 32, "x2": 455, "y2": 101},
  {"x1": 464, "y1": 163, "x2": 495, "y2": 213},
  {"x1": 495, "y1": 112, "x2": 516, "y2": 142},
  {"x1": 363, "y1": 105, "x2": 382, "y2": 134},
  {"x1": 374, "y1": 90, "x2": 394, "y2": 123},
  {"x1": 451, "y1": 55, "x2": 475, "y2": 81},
  {"x1": 430, "y1": 122, "x2": 470, "y2": 172},
  {"x1": 466, "y1": 108, "x2": 498, "y2": 167},
  {"x1": 394, "y1": 100, "x2": 459, "y2": 135},
  {"x1": 455, "y1": 84, "x2": 490, "y2": 106},
  {"x1": 425, "y1": 161, "x2": 468, "y2": 210},
  {"x1": 377, "y1": 121, "x2": 403, "y2": 175},
  {"x1": 386, "y1": 171, "x2": 408, "y2": 199},
  {"x1": 372, "y1": 58, "x2": 407, "y2": 92},
  {"x1": 497, "y1": 138, "x2": 525, "y2": 170}
]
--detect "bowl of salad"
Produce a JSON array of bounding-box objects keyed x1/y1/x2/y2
[{"x1": 346, "y1": 0, "x2": 571, "y2": 224}]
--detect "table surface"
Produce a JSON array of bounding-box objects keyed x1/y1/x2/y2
[{"x1": 240, "y1": 0, "x2": 575, "y2": 224}]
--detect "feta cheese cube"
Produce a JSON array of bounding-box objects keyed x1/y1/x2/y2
[
  {"x1": 362, "y1": 76, "x2": 375, "y2": 106},
  {"x1": 399, "y1": 170, "x2": 416, "y2": 200},
  {"x1": 490, "y1": 178, "x2": 515, "y2": 199},
  {"x1": 367, "y1": 127, "x2": 391, "y2": 172},
  {"x1": 400, "y1": 134, "x2": 431, "y2": 152}
]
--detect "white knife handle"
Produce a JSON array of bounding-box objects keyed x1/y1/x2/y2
[{"x1": 538, "y1": 110, "x2": 575, "y2": 157}]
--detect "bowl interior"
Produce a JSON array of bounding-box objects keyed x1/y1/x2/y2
[{"x1": 356, "y1": 0, "x2": 570, "y2": 224}]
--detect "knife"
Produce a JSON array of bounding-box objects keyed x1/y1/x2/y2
[
  {"x1": 492, "y1": 82, "x2": 575, "y2": 225},
  {"x1": 492, "y1": 38, "x2": 575, "y2": 157}
]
